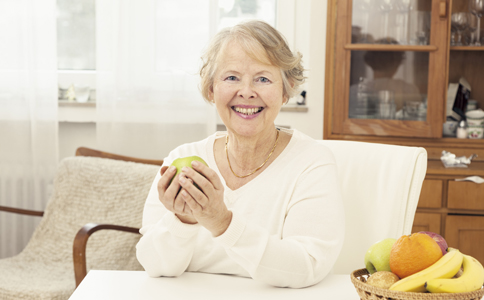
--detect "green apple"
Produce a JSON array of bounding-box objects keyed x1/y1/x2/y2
[
  {"x1": 170, "y1": 156, "x2": 208, "y2": 186},
  {"x1": 364, "y1": 238, "x2": 396, "y2": 274}
]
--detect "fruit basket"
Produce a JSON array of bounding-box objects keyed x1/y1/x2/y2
[{"x1": 351, "y1": 268, "x2": 484, "y2": 300}]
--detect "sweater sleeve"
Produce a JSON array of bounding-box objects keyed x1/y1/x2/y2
[
  {"x1": 214, "y1": 162, "x2": 345, "y2": 288},
  {"x1": 136, "y1": 166, "x2": 202, "y2": 277}
]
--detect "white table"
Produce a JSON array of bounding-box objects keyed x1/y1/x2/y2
[{"x1": 69, "y1": 270, "x2": 360, "y2": 300}]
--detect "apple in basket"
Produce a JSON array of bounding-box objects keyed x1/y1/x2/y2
[
  {"x1": 364, "y1": 238, "x2": 397, "y2": 274},
  {"x1": 419, "y1": 231, "x2": 448, "y2": 255},
  {"x1": 170, "y1": 156, "x2": 208, "y2": 188}
]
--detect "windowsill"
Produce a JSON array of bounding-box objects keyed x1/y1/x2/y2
[
  {"x1": 281, "y1": 105, "x2": 308, "y2": 112},
  {"x1": 58, "y1": 100, "x2": 96, "y2": 123},
  {"x1": 57, "y1": 102, "x2": 308, "y2": 123},
  {"x1": 58, "y1": 99, "x2": 96, "y2": 107}
]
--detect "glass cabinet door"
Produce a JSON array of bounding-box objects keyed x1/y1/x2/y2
[{"x1": 331, "y1": 0, "x2": 448, "y2": 138}]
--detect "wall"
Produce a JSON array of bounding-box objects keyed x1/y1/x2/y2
[{"x1": 59, "y1": 0, "x2": 328, "y2": 161}]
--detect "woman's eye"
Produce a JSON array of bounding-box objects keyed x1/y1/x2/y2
[
  {"x1": 257, "y1": 77, "x2": 270, "y2": 83},
  {"x1": 225, "y1": 76, "x2": 237, "y2": 81}
]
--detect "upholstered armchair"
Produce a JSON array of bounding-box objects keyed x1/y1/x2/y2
[{"x1": 0, "y1": 148, "x2": 162, "y2": 299}]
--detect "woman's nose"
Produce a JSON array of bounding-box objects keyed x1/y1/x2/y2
[{"x1": 236, "y1": 80, "x2": 256, "y2": 99}]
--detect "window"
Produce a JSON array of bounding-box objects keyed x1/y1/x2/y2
[
  {"x1": 56, "y1": 0, "x2": 278, "y2": 101},
  {"x1": 57, "y1": 0, "x2": 95, "y2": 70}
]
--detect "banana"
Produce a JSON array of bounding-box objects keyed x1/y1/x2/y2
[
  {"x1": 389, "y1": 249, "x2": 463, "y2": 292},
  {"x1": 425, "y1": 254, "x2": 484, "y2": 293}
]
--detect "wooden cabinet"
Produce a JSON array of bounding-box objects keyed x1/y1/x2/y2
[
  {"x1": 324, "y1": 0, "x2": 484, "y2": 261},
  {"x1": 413, "y1": 212, "x2": 442, "y2": 234},
  {"x1": 412, "y1": 161, "x2": 484, "y2": 261},
  {"x1": 445, "y1": 215, "x2": 484, "y2": 265},
  {"x1": 324, "y1": 0, "x2": 484, "y2": 159}
]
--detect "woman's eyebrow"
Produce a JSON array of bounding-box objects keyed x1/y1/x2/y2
[{"x1": 254, "y1": 70, "x2": 275, "y2": 77}]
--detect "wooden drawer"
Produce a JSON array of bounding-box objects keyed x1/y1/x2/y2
[
  {"x1": 445, "y1": 215, "x2": 484, "y2": 265},
  {"x1": 447, "y1": 181, "x2": 484, "y2": 210},
  {"x1": 412, "y1": 212, "x2": 441, "y2": 235},
  {"x1": 418, "y1": 180, "x2": 443, "y2": 208},
  {"x1": 426, "y1": 147, "x2": 484, "y2": 162}
]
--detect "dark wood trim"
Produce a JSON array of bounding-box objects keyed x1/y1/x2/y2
[
  {"x1": 75, "y1": 147, "x2": 163, "y2": 166},
  {"x1": 344, "y1": 44, "x2": 438, "y2": 52},
  {"x1": 0, "y1": 205, "x2": 44, "y2": 217},
  {"x1": 73, "y1": 223, "x2": 141, "y2": 288}
]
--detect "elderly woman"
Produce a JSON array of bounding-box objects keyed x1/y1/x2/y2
[{"x1": 136, "y1": 20, "x2": 345, "y2": 288}]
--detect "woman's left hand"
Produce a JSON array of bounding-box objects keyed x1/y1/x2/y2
[{"x1": 178, "y1": 161, "x2": 231, "y2": 236}]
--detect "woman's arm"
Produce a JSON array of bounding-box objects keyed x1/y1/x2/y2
[{"x1": 136, "y1": 167, "x2": 201, "y2": 277}]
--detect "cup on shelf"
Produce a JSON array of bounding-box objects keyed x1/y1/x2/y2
[
  {"x1": 443, "y1": 120, "x2": 458, "y2": 137},
  {"x1": 378, "y1": 90, "x2": 396, "y2": 119},
  {"x1": 466, "y1": 109, "x2": 484, "y2": 126},
  {"x1": 74, "y1": 85, "x2": 90, "y2": 103},
  {"x1": 403, "y1": 100, "x2": 421, "y2": 120},
  {"x1": 467, "y1": 125, "x2": 484, "y2": 139}
]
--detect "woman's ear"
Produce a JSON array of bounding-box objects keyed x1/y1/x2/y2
[
  {"x1": 282, "y1": 94, "x2": 289, "y2": 105},
  {"x1": 283, "y1": 80, "x2": 295, "y2": 104},
  {"x1": 207, "y1": 84, "x2": 215, "y2": 103}
]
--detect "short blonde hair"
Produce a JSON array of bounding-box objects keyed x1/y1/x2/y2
[{"x1": 199, "y1": 20, "x2": 305, "y2": 103}]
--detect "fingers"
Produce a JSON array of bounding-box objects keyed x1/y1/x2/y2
[
  {"x1": 171, "y1": 176, "x2": 195, "y2": 216},
  {"x1": 191, "y1": 161, "x2": 224, "y2": 191},
  {"x1": 159, "y1": 165, "x2": 169, "y2": 176},
  {"x1": 158, "y1": 166, "x2": 177, "y2": 194},
  {"x1": 173, "y1": 189, "x2": 186, "y2": 212},
  {"x1": 179, "y1": 172, "x2": 208, "y2": 207}
]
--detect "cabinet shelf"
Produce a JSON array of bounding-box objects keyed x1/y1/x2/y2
[
  {"x1": 344, "y1": 44, "x2": 438, "y2": 52},
  {"x1": 450, "y1": 46, "x2": 484, "y2": 51}
]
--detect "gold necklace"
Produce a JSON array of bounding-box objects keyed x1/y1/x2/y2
[{"x1": 225, "y1": 129, "x2": 280, "y2": 178}]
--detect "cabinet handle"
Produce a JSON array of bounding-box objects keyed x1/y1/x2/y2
[{"x1": 439, "y1": 1, "x2": 447, "y2": 18}]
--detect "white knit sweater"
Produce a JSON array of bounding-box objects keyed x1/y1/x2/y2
[{"x1": 136, "y1": 128, "x2": 345, "y2": 288}]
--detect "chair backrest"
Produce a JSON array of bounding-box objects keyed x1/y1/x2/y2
[
  {"x1": 318, "y1": 140, "x2": 427, "y2": 274},
  {"x1": 20, "y1": 156, "x2": 160, "y2": 292}
]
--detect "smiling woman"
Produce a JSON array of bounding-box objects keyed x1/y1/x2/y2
[{"x1": 135, "y1": 20, "x2": 345, "y2": 289}]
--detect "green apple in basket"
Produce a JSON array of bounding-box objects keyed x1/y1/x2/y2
[
  {"x1": 169, "y1": 156, "x2": 208, "y2": 188},
  {"x1": 364, "y1": 238, "x2": 397, "y2": 274}
]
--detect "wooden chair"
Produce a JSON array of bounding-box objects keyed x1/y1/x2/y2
[
  {"x1": 0, "y1": 147, "x2": 163, "y2": 299},
  {"x1": 72, "y1": 147, "x2": 163, "y2": 287}
]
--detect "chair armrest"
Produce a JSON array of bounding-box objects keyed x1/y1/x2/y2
[
  {"x1": 76, "y1": 147, "x2": 164, "y2": 166},
  {"x1": 73, "y1": 223, "x2": 140, "y2": 287},
  {"x1": 0, "y1": 205, "x2": 44, "y2": 217}
]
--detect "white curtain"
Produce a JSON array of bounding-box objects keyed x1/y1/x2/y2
[
  {"x1": 0, "y1": 0, "x2": 58, "y2": 258},
  {"x1": 96, "y1": 0, "x2": 217, "y2": 160}
]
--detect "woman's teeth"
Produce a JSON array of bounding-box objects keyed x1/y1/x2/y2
[{"x1": 233, "y1": 107, "x2": 262, "y2": 115}]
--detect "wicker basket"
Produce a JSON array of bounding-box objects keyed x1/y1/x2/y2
[{"x1": 350, "y1": 268, "x2": 484, "y2": 300}]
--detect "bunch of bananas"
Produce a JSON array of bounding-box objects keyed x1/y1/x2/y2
[{"x1": 389, "y1": 248, "x2": 484, "y2": 293}]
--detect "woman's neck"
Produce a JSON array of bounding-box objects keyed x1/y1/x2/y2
[{"x1": 226, "y1": 127, "x2": 278, "y2": 172}]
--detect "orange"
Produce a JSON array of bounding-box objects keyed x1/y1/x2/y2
[{"x1": 389, "y1": 232, "x2": 443, "y2": 279}]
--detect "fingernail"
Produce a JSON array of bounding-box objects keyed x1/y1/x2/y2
[
  {"x1": 179, "y1": 174, "x2": 186, "y2": 184},
  {"x1": 182, "y1": 167, "x2": 190, "y2": 172},
  {"x1": 191, "y1": 161, "x2": 199, "y2": 167},
  {"x1": 169, "y1": 166, "x2": 176, "y2": 172}
]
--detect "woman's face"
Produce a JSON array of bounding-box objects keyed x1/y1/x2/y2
[{"x1": 210, "y1": 42, "x2": 286, "y2": 138}]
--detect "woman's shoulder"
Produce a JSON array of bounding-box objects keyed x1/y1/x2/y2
[{"x1": 285, "y1": 129, "x2": 336, "y2": 165}]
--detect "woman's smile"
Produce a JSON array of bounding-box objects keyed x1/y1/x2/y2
[{"x1": 232, "y1": 105, "x2": 264, "y2": 119}]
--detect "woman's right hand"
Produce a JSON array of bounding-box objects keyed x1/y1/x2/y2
[{"x1": 157, "y1": 166, "x2": 198, "y2": 224}]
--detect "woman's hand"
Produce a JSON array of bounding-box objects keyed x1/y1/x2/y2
[
  {"x1": 157, "y1": 166, "x2": 198, "y2": 224},
  {"x1": 178, "y1": 161, "x2": 231, "y2": 236}
]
